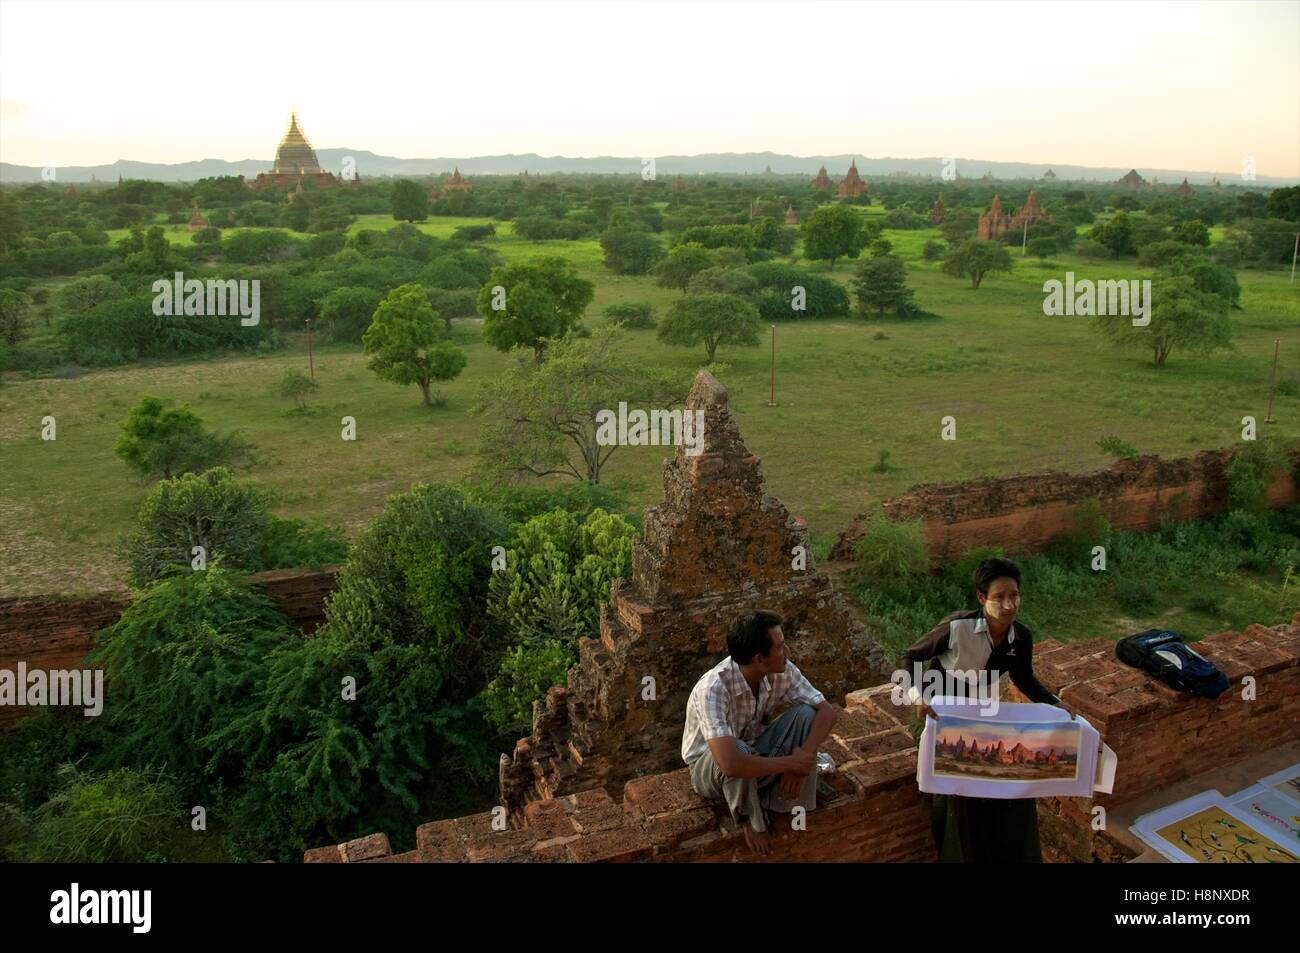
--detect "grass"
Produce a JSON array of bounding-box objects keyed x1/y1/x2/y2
[{"x1": 3, "y1": 218, "x2": 1298, "y2": 602}]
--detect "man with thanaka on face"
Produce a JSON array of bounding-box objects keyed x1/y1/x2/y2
[{"x1": 681, "y1": 609, "x2": 837, "y2": 856}]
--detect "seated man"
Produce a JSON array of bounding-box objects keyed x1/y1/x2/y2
[{"x1": 681, "y1": 609, "x2": 838, "y2": 855}]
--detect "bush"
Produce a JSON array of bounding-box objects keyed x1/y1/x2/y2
[
  {"x1": 852, "y1": 511, "x2": 930, "y2": 585},
  {"x1": 23, "y1": 765, "x2": 187, "y2": 863},
  {"x1": 114, "y1": 395, "x2": 249, "y2": 481},
  {"x1": 1225, "y1": 439, "x2": 1291, "y2": 512},
  {"x1": 921, "y1": 239, "x2": 946, "y2": 262},
  {"x1": 1026, "y1": 237, "x2": 1057, "y2": 258},
  {"x1": 87, "y1": 565, "x2": 294, "y2": 787},
  {"x1": 276, "y1": 367, "x2": 318, "y2": 411},
  {"x1": 1097, "y1": 435, "x2": 1138, "y2": 459},
  {"x1": 602, "y1": 302, "x2": 655, "y2": 329},
  {"x1": 1112, "y1": 576, "x2": 1158, "y2": 615},
  {"x1": 482, "y1": 508, "x2": 636, "y2": 733}
]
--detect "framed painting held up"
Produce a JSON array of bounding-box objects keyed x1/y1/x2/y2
[{"x1": 917, "y1": 699, "x2": 1114, "y2": 800}]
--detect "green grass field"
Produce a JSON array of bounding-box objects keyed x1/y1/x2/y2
[{"x1": 3, "y1": 214, "x2": 1298, "y2": 606}]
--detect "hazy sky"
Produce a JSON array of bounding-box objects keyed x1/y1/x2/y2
[{"x1": 2, "y1": 0, "x2": 1297, "y2": 175}]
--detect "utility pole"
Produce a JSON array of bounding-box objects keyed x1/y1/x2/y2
[
  {"x1": 767, "y1": 325, "x2": 777, "y2": 406},
  {"x1": 1264, "y1": 338, "x2": 1279, "y2": 424},
  {"x1": 306, "y1": 318, "x2": 315, "y2": 382},
  {"x1": 1291, "y1": 233, "x2": 1298, "y2": 282}
]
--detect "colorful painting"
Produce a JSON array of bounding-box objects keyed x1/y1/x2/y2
[
  {"x1": 1155, "y1": 804, "x2": 1299, "y2": 864},
  {"x1": 1256, "y1": 764, "x2": 1300, "y2": 806},
  {"x1": 1229, "y1": 785, "x2": 1300, "y2": 845},
  {"x1": 933, "y1": 715, "x2": 1081, "y2": 782}
]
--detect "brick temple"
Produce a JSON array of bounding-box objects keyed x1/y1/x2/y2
[
  {"x1": 497, "y1": 370, "x2": 888, "y2": 816},
  {"x1": 836, "y1": 160, "x2": 869, "y2": 198},
  {"x1": 977, "y1": 189, "x2": 1052, "y2": 241},
  {"x1": 810, "y1": 164, "x2": 834, "y2": 190}
]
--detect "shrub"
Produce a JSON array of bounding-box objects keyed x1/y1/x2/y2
[
  {"x1": 602, "y1": 302, "x2": 655, "y2": 329},
  {"x1": 852, "y1": 512, "x2": 930, "y2": 585},
  {"x1": 87, "y1": 565, "x2": 293, "y2": 787},
  {"x1": 1097, "y1": 435, "x2": 1139, "y2": 459},
  {"x1": 114, "y1": 396, "x2": 250, "y2": 482},
  {"x1": 276, "y1": 367, "x2": 318, "y2": 411},
  {"x1": 1225, "y1": 439, "x2": 1291, "y2": 512},
  {"x1": 24, "y1": 765, "x2": 187, "y2": 863},
  {"x1": 1113, "y1": 576, "x2": 1158, "y2": 615},
  {"x1": 922, "y1": 239, "x2": 946, "y2": 262},
  {"x1": 482, "y1": 508, "x2": 636, "y2": 733}
]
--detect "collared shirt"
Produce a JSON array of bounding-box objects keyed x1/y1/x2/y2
[
  {"x1": 899, "y1": 608, "x2": 1060, "y2": 705},
  {"x1": 681, "y1": 656, "x2": 825, "y2": 765}
]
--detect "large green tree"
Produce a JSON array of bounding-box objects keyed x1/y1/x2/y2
[
  {"x1": 362, "y1": 283, "x2": 466, "y2": 406},
  {"x1": 390, "y1": 179, "x2": 429, "y2": 223},
  {"x1": 941, "y1": 239, "x2": 1014, "y2": 289},
  {"x1": 1093, "y1": 274, "x2": 1232, "y2": 367},
  {"x1": 801, "y1": 205, "x2": 867, "y2": 270},
  {"x1": 476, "y1": 257, "x2": 594, "y2": 362},
  {"x1": 599, "y1": 226, "x2": 665, "y2": 275},
  {"x1": 655, "y1": 242, "x2": 716, "y2": 290},
  {"x1": 852, "y1": 253, "x2": 914, "y2": 317},
  {"x1": 657, "y1": 292, "x2": 761, "y2": 364}
]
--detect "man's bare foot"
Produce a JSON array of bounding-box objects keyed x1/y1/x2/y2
[{"x1": 743, "y1": 824, "x2": 772, "y2": 857}]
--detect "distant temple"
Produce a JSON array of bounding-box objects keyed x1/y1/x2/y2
[
  {"x1": 1042, "y1": 169, "x2": 1057, "y2": 181},
  {"x1": 671, "y1": 174, "x2": 686, "y2": 193},
  {"x1": 1116, "y1": 168, "x2": 1148, "y2": 189},
  {"x1": 429, "y1": 167, "x2": 472, "y2": 201},
  {"x1": 928, "y1": 193, "x2": 946, "y2": 224},
  {"x1": 1211, "y1": 176, "x2": 1222, "y2": 189},
  {"x1": 784, "y1": 203, "x2": 798, "y2": 225},
  {"x1": 810, "y1": 164, "x2": 834, "y2": 190},
  {"x1": 187, "y1": 201, "x2": 210, "y2": 231},
  {"x1": 249, "y1": 111, "x2": 354, "y2": 192},
  {"x1": 1175, "y1": 177, "x2": 1193, "y2": 196},
  {"x1": 836, "y1": 160, "x2": 869, "y2": 198},
  {"x1": 977, "y1": 189, "x2": 1051, "y2": 240}
]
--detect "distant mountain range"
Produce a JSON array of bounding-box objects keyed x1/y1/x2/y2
[{"x1": 1, "y1": 150, "x2": 1292, "y2": 186}]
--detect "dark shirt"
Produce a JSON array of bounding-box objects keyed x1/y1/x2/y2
[{"x1": 900, "y1": 608, "x2": 1060, "y2": 706}]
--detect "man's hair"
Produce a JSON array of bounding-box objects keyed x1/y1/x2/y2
[
  {"x1": 973, "y1": 557, "x2": 1021, "y2": 598},
  {"x1": 727, "y1": 609, "x2": 782, "y2": 664}
]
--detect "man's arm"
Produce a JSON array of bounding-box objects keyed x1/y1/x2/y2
[
  {"x1": 797, "y1": 699, "x2": 837, "y2": 753},
  {"x1": 707, "y1": 735, "x2": 815, "y2": 779}
]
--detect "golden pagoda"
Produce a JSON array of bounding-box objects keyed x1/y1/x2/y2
[{"x1": 250, "y1": 111, "x2": 350, "y2": 192}]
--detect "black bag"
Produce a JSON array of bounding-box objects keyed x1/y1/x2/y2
[{"x1": 1115, "y1": 629, "x2": 1229, "y2": 699}]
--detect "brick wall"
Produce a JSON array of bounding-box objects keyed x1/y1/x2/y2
[
  {"x1": 305, "y1": 612, "x2": 1300, "y2": 863},
  {"x1": 830, "y1": 448, "x2": 1300, "y2": 564},
  {"x1": 0, "y1": 564, "x2": 342, "y2": 730}
]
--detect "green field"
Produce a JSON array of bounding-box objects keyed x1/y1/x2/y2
[{"x1": 3, "y1": 214, "x2": 1298, "y2": 601}]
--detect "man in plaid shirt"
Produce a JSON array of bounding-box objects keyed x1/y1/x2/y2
[{"x1": 682, "y1": 609, "x2": 838, "y2": 856}]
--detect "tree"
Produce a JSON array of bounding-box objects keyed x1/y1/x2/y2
[
  {"x1": 599, "y1": 226, "x2": 665, "y2": 275},
  {"x1": 657, "y1": 292, "x2": 761, "y2": 364},
  {"x1": 655, "y1": 243, "x2": 716, "y2": 290},
  {"x1": 477, "y1": 257, "x2": 594, "y2": 363},
  {"x1": 801, "y1": 205, "x2": 867, "y2": 270},
  {"x1": 362, "y1": 283, "x2": 466, "y2": 406},
  {"x1": 390, "y1": 179, "x2": 429, "y2": 223},
  {"x1": 922, "y1": 239, "x2": 946, "y2": 261},
  {"x1": 0, "y1": 288, "x2": 32, "y2": 346},
  {"x1": 1093, "y1": 274, "x2": 1232, "y2": 367},
  {"x1": 1265, "y1": 185, "x2": 1300, "y2": 223},
  {"x1": 852, "y1": 254, "x2": 914, "y2": 317},
  {"x1": 1090, "y1": 211, "x2": 1136, "y2": 258},
  {"x1": 1173, "y1": 219, "x2": 1210, "y2": 246},
  {"x1": 473, "y1": 325, "x2": 678, "y2": 483},
  {"x1": 941, "y1": 239, "x2": 1013, "y2": 289},
  {"x1": 939, "y1": 208, "x2": 978, "y2": 245},
  {"x1": 0, "y1": 194, "x2": 23, "y2": 254},
  {"x1": 114, "y1": 395, "x2": 248, "y2": 480},
  {"x1": 318, "y1": 286, "x2": 381, "y2": 342}
]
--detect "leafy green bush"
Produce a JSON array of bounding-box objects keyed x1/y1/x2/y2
[
  {"x1": 1113, "y1": 576, "x2": 1158, "y2": 615},
  {"x1": 1097, "y1": 435, "x2": 1138, "y2": 459},
  {"x1": 464, "y1": 479, "x2": 632, "y2": 528},
  {"x1": 1225, "y1": 439, "x2": 1292, "y2": 512},
  {"x1": 481, "y1": 508, "x2": 636, "y2": 733},
  {"x1": 603, "y1": 302, "x2": 656, "y2": 329},
  {"x1": 852, "y1": 511, "x2": 930, "y2": 585},
  {"x1": 215, "y1": 483, "x2": 510, "y2": 860},
  {"x1": 23, "y1": 765, "x2": 187, "y2": 863},
  {"x1": 87, "y1": 565, "x2": 293, "y2": 787}
]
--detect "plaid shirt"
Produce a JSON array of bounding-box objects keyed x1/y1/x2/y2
[{"x1": 681, "y1": 656, "x2": 825, "y2": 764}]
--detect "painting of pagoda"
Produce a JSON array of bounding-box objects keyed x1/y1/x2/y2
[
  {"x1": 933, "y1": 715, "x2": 1080, "y2": 781},
  {"x1": 249, "y1": 111, "x2": 355, "y2": 192}
]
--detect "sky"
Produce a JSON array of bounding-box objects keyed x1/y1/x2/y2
[{"x1": 1, "y1": 0, "x2": 1298, "y2": 176}]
